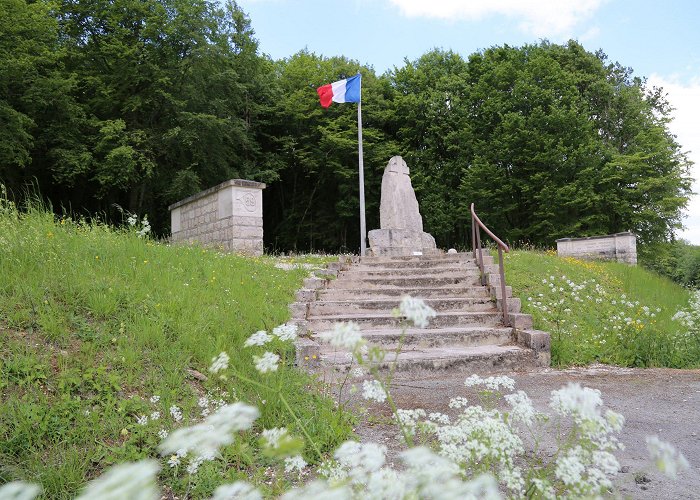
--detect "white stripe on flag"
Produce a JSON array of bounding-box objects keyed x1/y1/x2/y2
[{"x1": 331, "y1": 79, "x2": 348, "y2": 103}]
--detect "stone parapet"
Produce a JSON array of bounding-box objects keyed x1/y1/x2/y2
[
  {"x1": 169, "y1": 179, "x2": 265, "y2": 256},
  {"x1": 556, "y1": 232, "x2": 637, "y2": 265}
]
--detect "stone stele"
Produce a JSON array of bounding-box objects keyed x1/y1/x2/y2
[{"x1": 368, "y1": 156, "x2": 438, "y2": 256}]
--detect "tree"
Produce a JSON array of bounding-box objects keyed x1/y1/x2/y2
[
  {"x1": 388, "y1": 41, "x2": 691, "y2": 247},
  {"x1": 261, "y1": 51, "x2": 397, "y2": 252}
]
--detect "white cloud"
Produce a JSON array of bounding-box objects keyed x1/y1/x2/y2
[
  {"x1": 648, "y1": 74, "x2": 700, "y2": 244},
  {"x1": 387, "y1": 0, "x2": 604, "y2": 38}
]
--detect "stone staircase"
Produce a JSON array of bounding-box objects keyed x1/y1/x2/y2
[{"x1": 292, "y1": 252, "x2": 550, "y2": 374}]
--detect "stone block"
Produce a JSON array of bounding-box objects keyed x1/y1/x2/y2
[
  {"x1": 232, "y1": 226, "x2": 263, "y2": 239},
  {"x1": 517, "y1": 329, "x2": 551, "y2": 367},
  {"x1": 368, "y1": 229, "x2": 437, "y2": 256},
  {"x1": 295, "y1": 337, "x2": 321, "y2": 368},
  {"x1": 288, "y1": 302, "x2": 308, "y2": 320},
  {"x1": 295, "y1": 289, "x2": 317, "y2": 302},
  {"x1": 496, "y1": 297, "x2": 521, "y2": 314},
  {"x1": 303, "y1": 277, "x2": 326, "y2": 290},
  {"x1": 508, "y1": 313, "x2": 533, "y2": 330}
]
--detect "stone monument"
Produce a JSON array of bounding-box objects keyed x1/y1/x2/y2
[{"x1": 367, "y1": 156, "x2": 438, "y2": 256}]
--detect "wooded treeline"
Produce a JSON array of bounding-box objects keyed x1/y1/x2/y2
[{"x1": 1, "y1": 0, "x2": 693, "y2": 252}]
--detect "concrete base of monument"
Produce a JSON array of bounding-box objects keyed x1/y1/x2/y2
[{"x1": 367, "y1": 229, "x2": 440, "y2": 256}]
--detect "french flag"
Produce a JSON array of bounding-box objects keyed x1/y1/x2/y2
[{"x1": 317, "y1": 74, "x2": 361, "y2": 108}]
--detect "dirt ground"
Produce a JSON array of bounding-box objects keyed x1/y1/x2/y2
[{"x1": 348, "y1": 365, "x2": 700, "y2": 499}]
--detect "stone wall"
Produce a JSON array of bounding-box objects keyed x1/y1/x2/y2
[
  {"x1": 168, "y1": 179, "x2": 265, "y2": 255},
  {"x1": 556, "y1": 232, "x2": 637, "y2": 265}
]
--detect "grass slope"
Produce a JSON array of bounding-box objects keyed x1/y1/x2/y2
[
  {"x1": 503, "y1": 250, "x2": 697, "y2": 367},
  {"x1": 0, "y1": 203, "x2": 350, "y2": 499}
]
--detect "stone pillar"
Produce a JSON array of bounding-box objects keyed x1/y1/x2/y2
[{"x1": 169, "y1": 179, "x2": 266, "y2": 255}]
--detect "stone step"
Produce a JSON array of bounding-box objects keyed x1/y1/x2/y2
[
  {"x1": 347, "y1": 326, "x2": 514, "y2": 348},
  {"x1": 352, "y1": 259, "x2": 478, "y2": 270},
  {"x1": 330, "y1": 275, "x2": 482, "y2": 288},
  {"x1": 339, "y1": 266, "x2": 480, "y2": 278},
  {"x1": 319, "y1": 344, "x2": 538, "y2": 373},
  {"x1": 317, "y1": 286, "x2": 503, "y2": 300},
  {"x1": 306, "y1": 311, "x2": 502, "y2": 331},
  {"x1": 308, "y1": 297, "x2": 496, "y2": 316},
  {"x1": 360, "y1": 253, "x2": 474, "y2": 264}
]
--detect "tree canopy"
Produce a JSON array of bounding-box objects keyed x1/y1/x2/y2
[{"x1": 0, "y1": 0, "x2": 693, "y2": 251}]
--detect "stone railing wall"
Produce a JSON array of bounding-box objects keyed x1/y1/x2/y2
[
  {"x1": 168, "y1": 179, "x2": 265, "y2": 255},
  {"x1": 556, "y1": 232, "x2": 637, "y2": 265}
]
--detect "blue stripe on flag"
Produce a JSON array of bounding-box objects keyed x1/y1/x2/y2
[{"x1": 344, "y1": 74, "x2": 361, "y2": 103}]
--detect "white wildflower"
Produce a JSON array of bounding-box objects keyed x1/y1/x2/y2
[
  {"x1": 75, "y1": 460, "x2": 160, "y2": 500},
  {"x1": 555, "y1": 446, "x2": 586, "y2": 485},
  {"x1": 448, "y1": 396, "x2": 469, "y2": 409},
  {"x1": 186, "y1": 455, "x2": 205, "y2": 475},
  {"x1": 167, "y1": 455, "x2": 180, "y2": 468},
  {"x1": 505, "y1": 390, "x2": 536, "y2": 425},
  {"x1": 464, "y1": 374, "x2": 515, "y2": 391},
  {"x1": 212, "y1": 482, "x2": 262, "y2": 500},
  {"x1": 428, "y1": 412, "x2": 450, "y2": 425},
  {"x1": 646, "y1": 435, "x2": 690, "y2": 478},
  {"x1": 169, "y1": 405, "x2": 182, "y2": 422},
  {"x1": 150, "y1": 411, "x2": 160, "y2": 421},
  {"x1": 261, "y1": 427, "x2": 289, "y2": 449},
  {"x1": 158, "y1": 429, "x2": 168, "y2": 439},
  {"x1": 272, "y1": 324, "x2": 298, "y2": 342},
  {"x1": 253, "y1": 351, "x2": 280, "y2": 373},
  {"x1": 0, "y1": 481, "x2": 42, "y2": 500},
  {"x1": 351, "y1": 367, "x2": 366, "y2": 378},
  {"x1": 399, "y1": 295, "x2": 437, "y2": 328},
  {"x1": 198, "y1": 396, "x2": 209, "y2": 409},
  {"x1": 209, "y1": 351, "x2": 230, "y2": 373},
  {"x1": 318, "y1": 322, "x2": 364, "y2": 350},
  {"x1": 160, "y1": 402, "x2": 259, "y2": 458},
  {"x1": 149, "y1": 395, "x2": 160, "y2": 404},
  {"x1": 136, "y1": 414, "x2": 149, "y2": 426},
  {"x1": 362, "y1": 380, "x2": 387, "y2": 403},
  {"x1": 284, "y1": 455, "x2": 307, "y2": 473},
  {"x1": 396, "y1": 408, "x2": 427, "y2": 438},
  {"x1": 334, "y1": 441, "x2": 387, "y2": 478},
  {"x1": 550, "y1": 383, "x2": 602, "y2": 422},
  {"x1": 281, "y1": 480, "x2": 351, "y2": 500},
  {"x1": 244, "y1": 330, "x2": 272, "y2": 347}
]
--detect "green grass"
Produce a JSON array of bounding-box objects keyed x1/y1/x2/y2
[
  {"x1": 502, "y1": 249, "x2": 697, "y2": 367},
  {"x1": 0, "y1": 200, "x2": 352, "y2": 499}
]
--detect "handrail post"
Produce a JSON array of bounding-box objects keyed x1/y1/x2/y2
[
  {"x1": 470, "y1": 203, "x2": 511, "y2": 329},
  {"x1": 476, "y1": 228, "x2": 484, "y2": 286},
  {"x1": 498, "y1": 246, "x2": 510, "y2": 327},
  {"x1": 471, "y1": 215, "x2": 476, "y2": 258}
]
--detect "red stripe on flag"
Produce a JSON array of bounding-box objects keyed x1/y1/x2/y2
[{"x1": 317, "y1": 83, "x2": 333, "y2": 108}]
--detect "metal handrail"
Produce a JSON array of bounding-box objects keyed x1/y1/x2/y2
[{"x1": 470, "y1": 203, "x2": 510, "y2": 327}]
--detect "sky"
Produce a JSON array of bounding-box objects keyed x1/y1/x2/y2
[{"x1": 238, "y1": 0, "x2": 700, "y2": 244}]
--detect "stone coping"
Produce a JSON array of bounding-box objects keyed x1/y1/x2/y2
[
  {"x1": 556, "y1": 232, "x2": 635, "y2": 242},
  {"x1": 168, "y1": 179, "x2": 266, "y2": 211}
]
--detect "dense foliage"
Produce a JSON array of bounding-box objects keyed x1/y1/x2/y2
[{"x1": 0, "y1": 0, "x2": 693, "y2": 251}]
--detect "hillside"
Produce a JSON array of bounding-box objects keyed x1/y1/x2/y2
[
  {"x1": 0, "y1": 202, "x2": 351, "y2": 499},
  {"x1": 504, "y1": 250, "x2": 696, "y2": 367}
]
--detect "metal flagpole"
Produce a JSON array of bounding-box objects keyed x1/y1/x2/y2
[{"x1": 357, "y1": 93, "x2": 367, "y2": 257}]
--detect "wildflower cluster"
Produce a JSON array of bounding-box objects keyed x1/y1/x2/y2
[
  {"x1": 126, "y1": 212, "x2": 151, "y2": 238},
  {"x1": 527, "y1": 274, "x2": 665, "y2": 365},
  {"x1": 2, "y1": 295, "x2": 689, "y2": 499},
  {"x1": 672, "y1": 290, "x2": 700, "y2": 361}
]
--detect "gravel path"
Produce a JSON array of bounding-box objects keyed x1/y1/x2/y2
[{"x1": 349, "y1": 365, "x2": 700, "y2": 499}]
